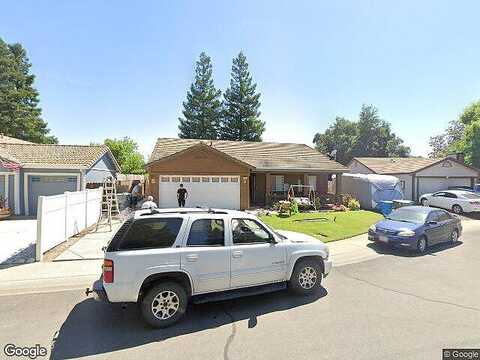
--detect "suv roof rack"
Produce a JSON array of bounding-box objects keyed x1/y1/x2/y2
[{"x1": 144, "y1": 208, "x2": 229, "y2": 216}]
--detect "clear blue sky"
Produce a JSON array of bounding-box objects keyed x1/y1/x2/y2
[{"x1": 1, "y1": 1, "x2": 479, "y2": 157}]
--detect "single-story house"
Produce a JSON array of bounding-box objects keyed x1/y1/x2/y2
[
  {"x1": 348, "y1": 155, "x2": 479, "y2": 201},
  {"x1": 0, "y1": 139, "x2": 120, "y2": 216},
  {"x1": 146, "y1": 138, "x2": 349, "y2": 210}
]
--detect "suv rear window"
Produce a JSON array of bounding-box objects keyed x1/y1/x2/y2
[{"x1": 114, "y1": 218, "x2": 183, "y2": 251}]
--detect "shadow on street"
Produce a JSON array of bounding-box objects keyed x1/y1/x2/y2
[
  {"x1": 367, "y1": 240, "x2": 463, "y2": 257},
  {"x1": 50, "y1": 288, "x2": 327, "y2": 359}
]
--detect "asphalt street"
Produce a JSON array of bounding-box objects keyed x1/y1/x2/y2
[{"x1": 0, "y1": 220, "x2": 479, "y2": 360}]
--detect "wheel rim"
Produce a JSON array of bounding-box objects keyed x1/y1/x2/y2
[
  {"x1": 421, "y1": 199, "x2": 428, "y2": 206},
  {"x1": 151, "y1": 290, "x2": 180, "y2": 320},
  {"x1": 418, "y1": 238, "x2": 426, "y2": 252},
  {"x1": 453, "y1": 206, "x2": 461, "y2": 214},
  {"x1": 298, "y1": 266, "x2": 318, "y2": 289},
  {"x1": 451, "y1": 230, "x2": 458, "y2": 243}
]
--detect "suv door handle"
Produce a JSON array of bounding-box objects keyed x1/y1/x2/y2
[
  {"x1": 232, "y1": 250, "x2": 243, "y2": 258},
  {"x1": 186, "y1": 254, "x2": 199, "y2": 262}
]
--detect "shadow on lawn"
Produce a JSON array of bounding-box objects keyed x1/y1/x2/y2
[{"x1": 50, "y1": 288, "x2": 327, "y2": 359}]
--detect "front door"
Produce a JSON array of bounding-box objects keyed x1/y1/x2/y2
[
  {"x1": 180, "y1": 218, "x2": 230, "y2": 294},
  {"x1": 230, "y1": 218, "x2": 286, "y2": 288}
]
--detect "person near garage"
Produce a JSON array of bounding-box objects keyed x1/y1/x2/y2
[
  {"x1": 130, "y1": 180, "x2": 142, "y2": 209},
  {"x1": 177, "y1": 183, "x2": 188, "y2": 207}
]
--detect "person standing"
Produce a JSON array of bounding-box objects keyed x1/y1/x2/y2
[
  {"x1": 177, "y1": 183, "x2": 188, "y2": 207},
  {"x1": 130, "y1": 181, "x2": 142, "y2": 209}
]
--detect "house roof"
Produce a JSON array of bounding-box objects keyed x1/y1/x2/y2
[
  {"x1": 351, "y1": 156, "x2": 479, "y2": 175},
  {"x1": 148, "y1": 138, "x2": 348, "y2": 172},
  {"x1": 0, "y1": 134, "x2": 34, "y2": 144},
  {"x1": 0, "y1": 143, "x2": 121, "y2": 171}
]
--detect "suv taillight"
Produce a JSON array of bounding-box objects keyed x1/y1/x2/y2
[{"x1": 103, "y1": 259, "x2": 114, "y2": 283}]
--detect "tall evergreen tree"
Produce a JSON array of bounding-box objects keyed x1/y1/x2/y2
[
  {"x1": 178, "y1": 52, "x2": 222, "y2": 139},
  {"x1": 0, "y1": 38, "x2": 57, "y2": 143},
  {"x1": 220, "y1": 52, "x2": 265, "y2": 141}
]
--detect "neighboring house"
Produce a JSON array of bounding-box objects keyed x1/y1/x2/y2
[
  {"x1": 0, "y1": 134, "x2": 34, "y2": 144},
  {"x1": 146, "y1": 138, "x2": 348, "y2": 210},
  {"x1": 0, "y1": 140, "x2": 120, "y2": 216},
  {"x1": 348, "y1": 155, "x2": 479, "y2": 201}
]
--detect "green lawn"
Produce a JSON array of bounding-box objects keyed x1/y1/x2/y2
[{"x1": 260, "y1": 210, "x2": 384, "y2": 243}]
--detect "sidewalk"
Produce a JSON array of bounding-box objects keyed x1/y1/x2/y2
[{"x1": 1, "y1": 221, "x2": 476, "y2": 296}]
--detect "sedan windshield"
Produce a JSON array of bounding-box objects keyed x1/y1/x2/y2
[{"x1": 386, "y1": 208, "x2": 428, "y2": 224}]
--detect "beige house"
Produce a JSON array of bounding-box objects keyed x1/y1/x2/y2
[
  {"x1": 146, "y1": 138, "x2": 348, "y2": 210},
  {"x1": 348, "y1": 155, "x2": 479, "y2": 201}
]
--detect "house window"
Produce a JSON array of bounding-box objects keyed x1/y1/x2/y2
[{"x1": 273, "y1": 175, "x2": 284, "y2": 192}]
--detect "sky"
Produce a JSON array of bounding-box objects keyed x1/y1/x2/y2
[{"x1": 1, "y1": 0, "x2": 479, "y2": 158}]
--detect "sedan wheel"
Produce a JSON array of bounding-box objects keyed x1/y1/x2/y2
[
  {"x1": 452, "y1": 205, "x2": 463, "y2": 214},
  {"x1": 421, "y1": 198, "x2": 428, "y2": 206},
  {"x1": 417, "y1": 237, "x2": 428, "y2": 254},
  {"x1": 450, "y1": 229, "x2": 459, "y2": 244}
]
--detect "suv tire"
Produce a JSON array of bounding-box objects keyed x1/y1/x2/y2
[
  {"x1": 140, "y1": 282, "x2": 187, "y2": 328},
  {"x1": 289, "y1": 258, "x2": 323, "y2": 295}
]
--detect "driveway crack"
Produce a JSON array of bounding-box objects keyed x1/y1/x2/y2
[
  {"x1": 336, "y1": 268, "x2": 480, "y2": 313},
  {"x1": 222, "y1": 306, "x2": 237, "y2": 360}
]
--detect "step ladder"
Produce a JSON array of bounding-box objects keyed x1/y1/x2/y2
[{"x1": 95, "y1": 175, "x2": 119, "y2": 232}]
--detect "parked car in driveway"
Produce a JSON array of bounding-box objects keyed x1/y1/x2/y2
[
  {"x1": 448, "y1": 184, "x2": 480, "y2": 193},
  {"x1": 420, "y1": 190, "x2": 480, "y2": 214},
  {"x1": 368, "y1": 206, "x2": 462, "y2": 253},
  {"x1": 87, "y1": 208, "x2": 332, "y2": 328}
]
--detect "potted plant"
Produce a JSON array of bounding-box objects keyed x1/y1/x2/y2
[{"x1": 0, "y1": 195, "x2": 11, "y2": 220}]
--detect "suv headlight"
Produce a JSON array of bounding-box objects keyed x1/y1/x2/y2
[
  {"x1": 369, "y1": 224, "x2": 376, "y2": 232},
  {"x1": 398, "y1": 230, "x2": 415, "y2": 237}
]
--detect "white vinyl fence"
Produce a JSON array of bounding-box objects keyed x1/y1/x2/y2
[{"x1": 36, "y1": 188, "x2": 103, "y2": 261}]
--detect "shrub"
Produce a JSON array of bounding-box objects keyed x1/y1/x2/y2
[
  {"x1": 289, "y1": 200, "x2": 299, "y2": 216},
  {"x1": 347, "y1": 198, "x2": 360, "y2": 211}
]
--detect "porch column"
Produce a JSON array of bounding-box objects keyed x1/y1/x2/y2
[
  {"x1": 335, "y1": 173, "x2": 343, "y2": 195},
  {"x1": 265, "y1": 173, "x2": 272, "y2": 204}
]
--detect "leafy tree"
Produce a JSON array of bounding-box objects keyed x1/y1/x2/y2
[
  {"x1": 313, "y1": 104, "x2": 410, "y2": 164},
  {"x1": 0, "y1": 38, "x2": 57, "y2": 143},
  {"x1": 313, "y1": 117, "x2": 358, "y2": 164},
  {"x1": 220, "y1": 52, "x2": 265, "y2": 141},
  {"x1": 455, "y1": 100, "x2": 480, "y2": 167},
  {"x1": 428, "y1": 120, "x2": 465, "y2": 158},
  {"x1": 178, "y1": 52, "x2": 222, "y2": 139},
  {"x1": 104, "y1": 137, "x2": 145, "y2": 174}
]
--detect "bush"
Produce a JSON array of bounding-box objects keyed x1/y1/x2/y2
[
  {"x1": 347, "y1": 198, "x2": 360, "y2": 211},
  {"x1": 289, "y1": 200, "x2": 299, "y2": 216}
]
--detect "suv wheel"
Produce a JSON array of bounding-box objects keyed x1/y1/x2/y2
[
  {"x1": 452, "y1": 204, "x2": 463, "y2": 214},
  {"x1": 140, "y1": 282, "x2": 187, "y2": 328},
  {"x1": 289, "y1": 258, "x2": 323, "y2": 295}
]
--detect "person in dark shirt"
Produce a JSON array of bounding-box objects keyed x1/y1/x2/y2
[{"x1": 177, "y1": 183, "x2": 188, "y2": 207}]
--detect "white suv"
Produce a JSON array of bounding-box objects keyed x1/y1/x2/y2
[{"x1": 88, "y1": 208, "x2": 332, "y2": 328}]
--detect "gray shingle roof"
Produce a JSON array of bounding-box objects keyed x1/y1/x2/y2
[
  {"x1": 148, "y1": 138, "x2": 348, "y2": 172},
  {"x1": 0, "y1": 143, "x2": 120, "y2": 170},
  {"x1": 352, "y1": 157, "x2": 455, "y2": 174}
]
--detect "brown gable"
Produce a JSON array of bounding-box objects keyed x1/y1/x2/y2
[
  {"x1": 148, "y1": 138, "x2": 348, "y2": 172},
  {"x1": 0, "y1": 134, "x2": 34, "y2": 144},
  {"x1": 148, "y1": 143, "x2": 251, "y2": 174}
]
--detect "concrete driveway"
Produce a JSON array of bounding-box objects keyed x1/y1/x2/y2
[{"x1": 0, "y1": 217, "x2": 36, "y2": 265}]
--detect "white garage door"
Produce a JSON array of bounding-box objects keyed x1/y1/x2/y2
[
  {"x1": 159, "y1": 175, "x2": 241, "y2": 210},
  {"x1": 417, "y1": 177, "x2": 471, "y2": 197}
]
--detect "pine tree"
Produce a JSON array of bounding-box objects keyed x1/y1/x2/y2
[
  {"x1": 178, "y1": 52, "x2": 222, "y2": 139},
  {"x1": 220, "y1": 52, "x2": 265, "y2": 141},
  {"x1": 0, "y1": 38, "x2": 57, "y2": 143}
]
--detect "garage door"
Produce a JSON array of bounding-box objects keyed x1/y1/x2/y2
[
  {"x1": 28, "y1": 175, "x2": 78, "y2": 216},
  {"x1": 159, "y1": 175, "x2": 241, "y2": 210},
  {"x1": 0, "y1": 175, "x2": 5, "y2": 199},
  {"x1": 417, "y1": 177, "x2": 471, "y2": 198}
]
